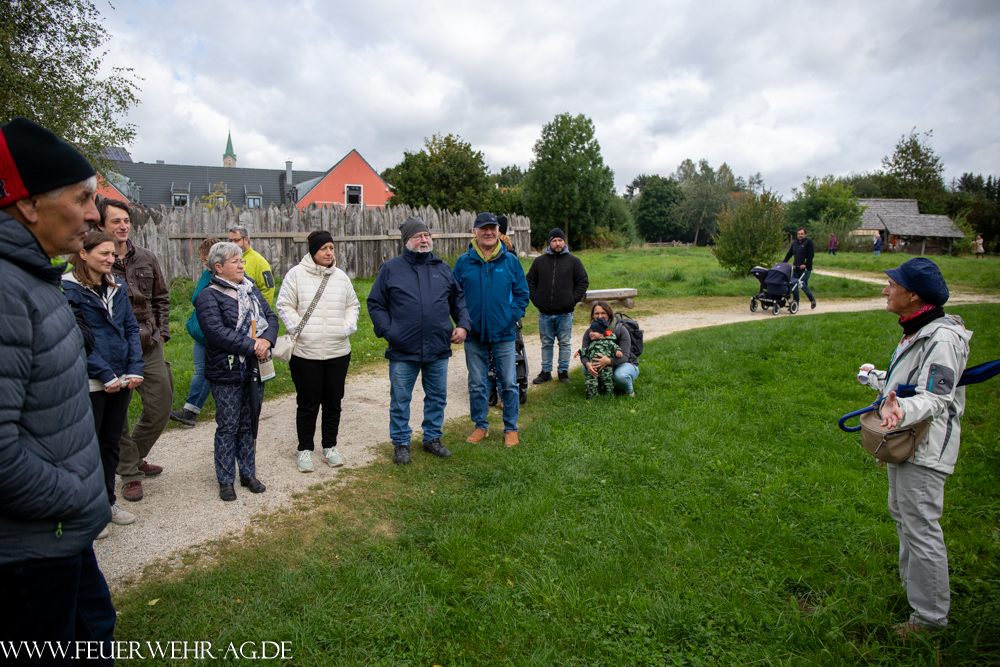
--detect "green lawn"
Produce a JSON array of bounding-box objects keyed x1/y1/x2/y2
[
  {"x1": 815, "y1": 251, "x2": 1000, "y2": 293},
  {"x1": 114, "y1": 304, "x2": 1000, "y2": 665}
]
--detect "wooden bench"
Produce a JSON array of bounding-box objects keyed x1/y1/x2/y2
[{"x1": 579, "y1": 288, "x2": 638, "y2": 310}]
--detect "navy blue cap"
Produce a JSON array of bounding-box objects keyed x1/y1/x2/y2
[
  {"x1": 885, "y1": 258, "x2": 949, "y2": 306},
  {"x1": 474, "y1": 212, "x2": 498, "y2": 228}
]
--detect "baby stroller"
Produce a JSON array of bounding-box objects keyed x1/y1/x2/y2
[
  {"x1": 488, "y1": 319, "x2": 529, "y2": 406},
  {"x1": 750, "y1": 262, "x2": 804, "y2": 315}
]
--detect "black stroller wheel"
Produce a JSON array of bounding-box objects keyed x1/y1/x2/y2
[
  {"x1": 518, "y1": 382, "x2": 528, "y2": 405},
  {"x1": 772, "y1": 303, "x2": 780, "y2": 315},
  {"x1": 750, "y1": 299, "x2": 758, "y2": 312},
  {"x1": 789, "y1": 300, "x2": 799, "y2": 314}
]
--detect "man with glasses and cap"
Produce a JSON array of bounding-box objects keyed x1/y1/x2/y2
[{"x1": 856, "y1": 257, "x2": 972, "y2": 638}]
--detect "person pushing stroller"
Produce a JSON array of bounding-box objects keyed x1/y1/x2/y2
[{"x1": 575, "y1": 318, "x2": 623, "y2": 398}]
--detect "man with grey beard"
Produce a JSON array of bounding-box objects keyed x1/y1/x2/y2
[{"x1": 367, "y1": 217, "x2": 471, "y2": 465}]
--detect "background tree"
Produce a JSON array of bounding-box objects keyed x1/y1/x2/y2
[
  {"x1": 624, "y1": 173, "x2": 651, "y2": 201},
  {"x1": 0, "y1": 0, "x2": 141, "y2": 176},
  {"x1": 879, "y1": 128, "x2": 948, "y2": 213},
  {"x1": 949, "y1": 172, "x2": 999, "y2": 253},
  {"x1": 380, "y1": 133, "x2": 490, "y2": 213},
  {"x1": 521, "y1": 113, "x2": 615, "y2": 249},
  {"x1": 634, "y1": 175, "x2": 685, "y2": 242},
  {"x1": 489, "y1": 165, "x2": 526, "y2": 189},
  {"x1": 713, "y1": 189, "x2": 787, "y2": 276},
  {"x1": 785, "y1": 175, "x2": 863, "y2": 236},
  {"x1": 670, "y1": 159, "x2": 730, "y2": 245},
  {"x1": 201, "y1": 182, "x2": 228, "y2": 212}
]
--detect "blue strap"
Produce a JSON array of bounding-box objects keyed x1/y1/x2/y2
[
  {"x1": 959, "y1": 360, "x2": 1000, "y2": 386},
  {"x1": 838, "y1": 398, "x2": 884, "y2": 433}
]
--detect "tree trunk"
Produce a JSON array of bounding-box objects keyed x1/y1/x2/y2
[{"x1": 693, "y1": 224, "x2": 701, "y2": 247}]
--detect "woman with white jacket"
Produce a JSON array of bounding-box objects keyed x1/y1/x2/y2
[{"x1": 276, "y1": 231, "x2": 360, "y2": 472}]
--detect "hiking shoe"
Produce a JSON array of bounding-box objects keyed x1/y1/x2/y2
[
  {"x1": 532, "y1": 371, "x2": 552, "y2": 384},
  {"x1": 219, "y1": 483, "x2": 237, "y2": 501},
  {"x1": 138, "y1": 460, "x2": 163, "y2": 476},
  {"x1": 121, "y1": 480, "x2": 143, "y2": 501},
  {"x1": 423, "y1": 438, "x2": 452, "y2": 458},
  {"x1": 297, "y1": 450, "x2": 314, "y2": 472},
  {"x1": 811, "y1": 301, "x2": 817, "y2": 309},
  {"x1": 504, "y1": 431, "x2": 519, "y2": 447},
  {"x1": 558, "y1": 371, "x2": 570, "y2": 383},
  {"x1": 466, "y1": 428, "x2": 488, "y2": 443},
  {"x1": 240, "y1": 477, "x2": 266, "y2": 493},
  {"x1": 110, "y1": 503, "x2": 136, "y2": 525},
  {"x1": 169, "y1": 409, "x2": 196, "y2": 428},
  {"x1": 95, "y1": 525, "x2": 110, "y2": 540},
  {"x1": 322, "y1": 447, "x2": 344, "y2": 468},
  {"x1": 393, "y1": 444, "x2": 411, "y2": 465}
]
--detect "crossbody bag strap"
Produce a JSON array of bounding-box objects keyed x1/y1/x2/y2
[{"x1": 292, "y1": 273, "x2": 331, "y2": 340}]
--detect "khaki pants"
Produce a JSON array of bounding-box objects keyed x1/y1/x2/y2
[{"x1": 117, "y1": 343, "x2": 174, "y2": 481}]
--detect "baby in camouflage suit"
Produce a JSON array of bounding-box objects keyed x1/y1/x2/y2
[{"x1": 577, "y1": 318, "x2": 623, "y2": 398}]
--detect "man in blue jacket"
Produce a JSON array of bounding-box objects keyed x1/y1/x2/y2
[
  {"x1": 0, "y1": 119, "x2": 116, "y2": 661},
  {"x1": 368, "y1": 217, "x2": 471, "y2": 465},
  {"x1": 453, "y1": 213, "x2": 530, "y2": 447}
]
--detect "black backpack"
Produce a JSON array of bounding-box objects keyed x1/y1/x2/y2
[{"x1": 614, "y1": 313, "x2": 643, "y2": 358}]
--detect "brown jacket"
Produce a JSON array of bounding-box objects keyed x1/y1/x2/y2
[{"x1": 111, "y1": 242, "x2": 170, "y2": 354}]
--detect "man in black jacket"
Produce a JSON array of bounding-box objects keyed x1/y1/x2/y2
[
  {"x1": 526, "y1": 228, "x2": 589, "y2": 383},
  {"x1": 0, "y1": 119, "x2": 116, "y2": 661},
  {"x1": 783, "y1": 227, "x2": 817, "y2": 309}
]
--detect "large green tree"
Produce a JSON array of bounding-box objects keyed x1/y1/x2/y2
[
  {"x1": 670, "y1": 159, "x2": 731, "y2": 245},
  {"x1": 380, "y1": 133, "x2": 490, "y2": 213},
  {"x1": 879, "y1": 129, "x2": 948, "y2": 213},
  {"x1": 634, "y1": 174, "x2": 685, "y2": 242},
  {"x1": 0, "y1": 0, "x2": 141, "y2": 175},
  {"x1": 522, "y1": 113, "x2": 615, "y2": 249},
  {"x1": 785, "y1": 175, "x2": 863, "y2": 236},
  {"x1": 713, "y1": 189, "x2": 787, "y2": 275}
]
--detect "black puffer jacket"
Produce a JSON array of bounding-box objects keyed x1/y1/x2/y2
[
  {"x1": 526, "y1": 248, "x2": 589, "y2": 314},
  {"x1": 195, "y1": 276, "x2": 279, "y2": 384},
  {"x1": 0, "y1": 213, "x2": 109, "y2": 566}
]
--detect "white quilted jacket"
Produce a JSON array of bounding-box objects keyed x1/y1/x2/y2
[{"x1": 276, "y1": 254, "x2": 360, "y2": 361}]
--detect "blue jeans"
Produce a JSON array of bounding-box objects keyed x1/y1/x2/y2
[
  {"x1": 874, "y1": 249, "x2": 881, "y2": 257},
  {"x1": 613, "y1": 363, "x2": 640, "y2": 393},
  {"x1": 792, "y1": 268, "x2": 815, "y2": 304},
  {"x1": 538, "y1": 312, "x2": 574, "y2": 373},
  {"x1": 0, "y1": 546, "x2": 116, "y2": 665},
  {"x1": 465, "y1": 338, "x2": 518, "y2": 432},
  {"x1": 389, "y1": 358, "x2": 449, "y2": 446},
  {"x1": 183, "y1": 340, "x2": 212, "y2": 413}
]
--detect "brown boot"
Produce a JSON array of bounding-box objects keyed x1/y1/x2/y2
[
  {"x1": 466, "y1": 428, "x2": 488, "y2": 443},
  {"x1": 121, "y1": 480, "x2": 143, "y2": 502},
  {"x1": 138, "y1": 461, "x2": 163, "y2": 476},
  {"x1": 504, "y1": 431, "x2": 519, "y2": 447}
]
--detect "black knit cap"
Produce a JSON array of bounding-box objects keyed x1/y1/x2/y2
[
  {"x1": 0, "y1": 118, "x2": 95, "y2": 208},
  {"x1": 308, "y1": 230, "x2": 335, "y2": 257},
  {"x1": 400, "y1": 216, "x2": 430, "y2": 245},
  {"x1": 589, "y1": 318, "x2": 610, "y2": 334},
  {"x1": 548, "y1": 228, "x2": 566, "y2": 242}
]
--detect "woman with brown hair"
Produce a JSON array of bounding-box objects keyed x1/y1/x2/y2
[
  {"x1": 580, "y1": 300, "x2": 639, "y2": 396},
  {"x1": 62, "y1": 232, "x2": 145, "y2": 537}
]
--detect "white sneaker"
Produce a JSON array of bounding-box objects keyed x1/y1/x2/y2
[
  {"x1": 110, "y1": 503, "x2": 136, "y2": 525},
  {"x1": 322, "y1": 447, "x2": 344, "y2": 468},
  {"x1": 297, "y1": 450, "x2": 314, "y2": 472},
  {"x1": 96, "y1": 525, "x2": 110, "y2": 540}
]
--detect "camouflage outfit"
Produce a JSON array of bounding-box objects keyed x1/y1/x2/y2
[{"x1": 580, "y1": 333, "x2": 620, "y2": 398}]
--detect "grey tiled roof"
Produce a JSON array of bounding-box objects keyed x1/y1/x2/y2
[
  {"x1": 112, "y1": 161, "x2": 326, "y2": 208},
  {"x1": 880, "y1": 215, "x2": 964, "y2": 239},
  {"x1": 857, "y1": 198, "x2": 920, "y2": 230}
]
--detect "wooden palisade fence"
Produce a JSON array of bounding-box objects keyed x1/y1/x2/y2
[{"x1": 125, "y1": 202, "x2": 532, "y2": 282}]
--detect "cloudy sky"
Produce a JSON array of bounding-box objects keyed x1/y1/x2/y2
[{"x1": 101, "y1": 0, "x2": 999, "y2": 196}]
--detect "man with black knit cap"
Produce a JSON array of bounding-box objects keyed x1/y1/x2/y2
[
  {"x1": 856, "y1": 257, "x2": 972, "y2": 638},
  {"x1": 526, "y1": 227, "x2": 589, "y2": 383},
  {"x1": 0, "y1": 119, "x2": 117, "y2": 659},
  {"x1": 368, "y1": 216, "x2": 471, "y2": 464}
]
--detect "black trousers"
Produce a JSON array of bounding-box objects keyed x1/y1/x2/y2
[
  {"x1": 90, "y1": 389, "x2": 132, "y2": 505},
  {"x1": 289, "y1": 353, "x2": 351, "y2": 451}
]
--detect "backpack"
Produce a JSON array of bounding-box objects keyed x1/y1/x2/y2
[{"x1": 614, "y1": 313, "x2": 643, "y2": 358}]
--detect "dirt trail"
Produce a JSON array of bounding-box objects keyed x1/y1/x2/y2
[{"x1": 95, "y1": 285, "x2": 1000, "y2": 588}]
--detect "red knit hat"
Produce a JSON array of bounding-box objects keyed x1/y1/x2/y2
[{"x1": 0, "y1": 118, "x2": 96, "y2": 208}]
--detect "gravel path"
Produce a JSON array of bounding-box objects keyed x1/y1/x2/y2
[{"x1": 96, "y1": 287, "x2": 999, "y2": 588}]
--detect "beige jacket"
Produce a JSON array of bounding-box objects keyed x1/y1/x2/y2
[
  {"x1": 867, "y1": 314, "x2": 973, "y2": 475},
  {"x1": 275, "y1": 254, "x2": 359, "y2": 361}
]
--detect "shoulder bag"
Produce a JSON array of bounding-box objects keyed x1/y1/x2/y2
[{"x1": 272, "y1": 273, "x2": 330, "y2": 363}]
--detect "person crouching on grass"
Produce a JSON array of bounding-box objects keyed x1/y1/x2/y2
[
  {"x1": 63, "y1": 232, "x2": 145, "y2": 539},
  {"x1": 195, "y1": 242, "x2": 278, "y2": 501},
  {"x1": 574, "y1": 318, "x2": 622, "y2": 399}
]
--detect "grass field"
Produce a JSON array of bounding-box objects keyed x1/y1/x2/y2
[
  {"x1": 114, "y1": 304, "x2": 1000, "y2": 666},
  {"x1": 814, "y1": 251, "x2": 1000, "y2": 293}
]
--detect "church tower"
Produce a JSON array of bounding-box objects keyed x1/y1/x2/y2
[{"x1": 223, "y1": 132, "x2": 237, "y2": 167}]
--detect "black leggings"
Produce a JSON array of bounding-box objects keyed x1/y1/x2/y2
[
  {"x1": 289, "y1": 354, "x2": 351, "y2": 451},
  {"x1": 90, "y1": 389, "x2": 132, "y2": 505}
]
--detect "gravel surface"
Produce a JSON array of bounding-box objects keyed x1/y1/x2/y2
[{"x1": 96, "y1": 286, "x2": 999, "y2": 589}]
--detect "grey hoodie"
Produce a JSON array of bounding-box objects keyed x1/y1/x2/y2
[
  {"x1": 0, "y1": 212, "x2": 109, "y2": 566},
  {"x1": 867, "y1": 314, "x2": 973, "y2": 475}
]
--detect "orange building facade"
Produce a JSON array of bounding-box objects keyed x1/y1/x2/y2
[{"x1": 295, "y1": 150, "x2": 394, "y2": 210}]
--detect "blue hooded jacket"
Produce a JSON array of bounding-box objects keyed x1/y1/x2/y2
[
  {"x1": 452, "y1": 242, "x2": 529, "y2": 343},
  {"x1": 367, "y1": 248, "x2": 472, "y2": 363}
]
